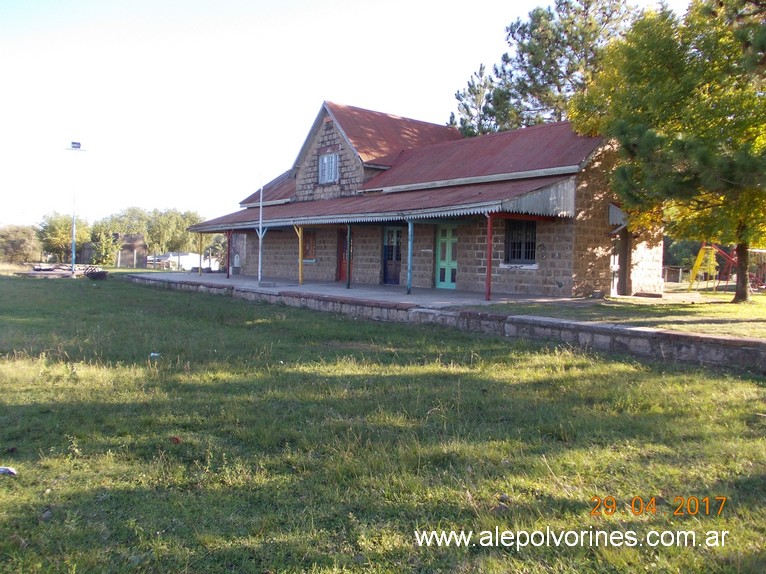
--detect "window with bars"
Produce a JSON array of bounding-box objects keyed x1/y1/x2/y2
[
  {"x1": 504, "y1": 220, "x2": 537, "y2": 264},
  {"x1": 318, "y1": 153, "x2": 338, "y2": 184}
]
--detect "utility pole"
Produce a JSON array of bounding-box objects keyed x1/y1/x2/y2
[{"x1": 66, "y1": 141, "x2": 85, "y2": 276}]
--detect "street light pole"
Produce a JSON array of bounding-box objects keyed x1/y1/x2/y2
[
  {"x1": 67, "y1": 141, "x2": 85, "y2": 276},
  {"x1": 257, "y1": 181, "x2": 264, "y2": 284},
  {"x1": 71, "y1": 195, "x2": 76, "y2": 274}
]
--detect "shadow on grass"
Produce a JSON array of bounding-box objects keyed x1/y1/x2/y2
[
  {"x1": 4, "y1": 364, "x2": 765, "y2": 570},
  {"x1": 2, "y1": 276, "x2": 766, "y2": 572}
]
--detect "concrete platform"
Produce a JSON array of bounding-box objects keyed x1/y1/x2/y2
[{"x1": 124, "y1": 271, "x2": 579, "y2": 310}]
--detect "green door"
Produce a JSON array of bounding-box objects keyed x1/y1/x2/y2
[{"x1": 436, "y1": 224, "x2": 458, "y2": 289}]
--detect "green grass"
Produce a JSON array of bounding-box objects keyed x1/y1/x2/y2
[
  {"x1": 469, "y1": 293, "x2": 766, "y2": 339},
  {"x1": 1, "y1": 275, "x2": 765, "y2": 573},
  {"x1": 0, "y1": 262, "x2": 27, "y2": 276}
]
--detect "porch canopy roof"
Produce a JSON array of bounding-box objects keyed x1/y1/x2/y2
[{"x1": 189, "y1": 174, "x2": 576, "y2": 233}]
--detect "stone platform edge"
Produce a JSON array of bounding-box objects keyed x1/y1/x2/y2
[{"x1": 126, "y1": 275, "x2": 766, "y2": 374}]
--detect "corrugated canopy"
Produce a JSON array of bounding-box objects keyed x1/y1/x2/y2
[{"x1": 189, "y1": 175, "x2": 575, "y2": 232}]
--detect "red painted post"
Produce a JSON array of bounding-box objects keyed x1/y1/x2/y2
[{"x1": 485, "y1": 214, "x2": 493, "y2": 301}]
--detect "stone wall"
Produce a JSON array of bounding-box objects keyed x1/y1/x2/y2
[
  {"x1": 241, "y1": 229, "x2": 297, "y2": 280},
  {"x1": 452, "y1": 218, "x2": 576, "y2": 297},
  {"x1": 302, "y1": 228, "x2": 339, "y2": 281},
  {"x1": 408, "y1": 224, "x2": 437, "y2": 288},
  {"x1": 295, "y1": 117, "x2": 364, "y2": 202},
  {"x1": 628, "y1": 229, "x2": 664, "y2": 295},
  {"x1": 572, "y1": 146, "x2": 618, "y2": 297},
  {"x1": 125, "y1": 274, "x2": 766, "y2": 375},
  {"x1": 240, "y1": 224, "x2": 387, "y2": 285},
  {"x1": 348, "y1": 226, "x2": 382, "y2": 284},
  {"x1": 241, "y1": 228, "x2": 341, "y2": 281}
]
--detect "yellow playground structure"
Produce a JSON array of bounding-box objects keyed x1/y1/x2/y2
[{"x1": 688, "y1": 243, "x2": 766, "y2": 292}]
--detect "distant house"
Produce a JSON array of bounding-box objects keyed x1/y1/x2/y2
[
  {"x1": 81, "y1": 233, "x2": 148, "y2": 268},
  {"x1": 116, "y1": 234, "x2": 148, "y2": 268},
  {"x1": 190, "y1": 102, "x2": 663, "y2": 298}
]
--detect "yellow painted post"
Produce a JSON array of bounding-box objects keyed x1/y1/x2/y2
[{"x1": 293, "y1": 225, "x2": 304, "y2": 285}]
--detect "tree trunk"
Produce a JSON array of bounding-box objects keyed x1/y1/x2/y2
[{"x1": 732, "y1": 242, "x2": 750, "y2": 303}]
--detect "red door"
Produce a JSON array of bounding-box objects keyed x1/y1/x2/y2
[{"x1": 337, "y1": 229, "x2": 352, "y2": 282}]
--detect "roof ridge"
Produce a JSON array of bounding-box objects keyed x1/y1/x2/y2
[{"x1": 324, "y1": 101, "x2": 457, "y2": 131}]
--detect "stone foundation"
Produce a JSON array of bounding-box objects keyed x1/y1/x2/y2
[{"x1": 126, "y1": 274, "x2": 766, "y2": 374}]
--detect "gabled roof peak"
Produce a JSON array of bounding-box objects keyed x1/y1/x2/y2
[{"x1": 317, "y1": 101, "x2": 462, "y2": 166}]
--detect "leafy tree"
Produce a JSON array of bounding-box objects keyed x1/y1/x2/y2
[
  {"x1": 145, "y1": 209, "x2": 203, "y2": 256},
  {"x1": 205, "y1": 234, "x2": 227, "y2": 269},
  {"x1": 449, "y1": 64, "x2": 497, "y2": 136},
  {"x1": 170, "y1": 211, "x2": 204, "y2": 253},
  {"x1": 38, "y1": 212, "x2": 91, "y2": 264},
  {"x1": 664, "y1": 237, "x2": 703, "y2": 269},
  {"x1": 90, "y1": 220, "x2": 121, "y2": 266},
  {"x1": 452, "y1": 0, "x2": 635, "y2": 132},
  {"x1": 0, "y1": 225, "x2": 41, "y2": 264},
  {"x1": 570, "y1": 1, "x2": 766, "y2": 302},
  {"x1": 105, "y1": 207, "x2": 151, "y2": 236}
]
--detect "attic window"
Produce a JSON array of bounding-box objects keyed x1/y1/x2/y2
[{"x1": 318, "y1": 153, "x2": 339, "y2": 184}]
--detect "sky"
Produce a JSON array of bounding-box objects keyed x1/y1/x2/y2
[{"x1": 0, "y1": 0, "x2": 691, "y2": 227}]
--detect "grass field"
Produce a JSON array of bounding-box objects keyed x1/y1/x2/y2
[
  {"x1": 1, "y1": 275, "x2": 765, "y2": 573},
  {"x1": 470, "y1": 293, "x2": 766, "y2": 339}
]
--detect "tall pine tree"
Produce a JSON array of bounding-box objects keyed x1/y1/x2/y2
[{"x1": 451, "y1": 0, "x2": 635, "y2": 132}]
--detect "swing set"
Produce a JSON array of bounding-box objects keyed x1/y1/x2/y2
[{"x1": 688, "y1": 242, "x2": 766, "y2": 293}]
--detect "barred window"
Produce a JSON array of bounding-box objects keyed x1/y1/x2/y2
[{"x1": 504, "y1": 220, "x2": 536, "y2": 264}]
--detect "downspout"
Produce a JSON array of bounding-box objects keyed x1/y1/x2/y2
[
  {"x1": 485, "y1": 214, "x2": 493, "y2": 301},
  {"x1": 407, "y1": 220, "x2": 414, "y2": 294}
]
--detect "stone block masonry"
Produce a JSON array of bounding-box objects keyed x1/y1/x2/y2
[{"x1": 126, "y1": 274, "x2": 766, "y2": 374}]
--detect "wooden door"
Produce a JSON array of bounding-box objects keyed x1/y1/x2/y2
[
  {"x1": 383, "y1": 227, "x2": 402, "y2": 285},
  {"x1": 337, "y1": 229, "x2": 352, "y2": 282},
  {"x1": 611, "y1": 229, "x2": 629, "y2": 296}
]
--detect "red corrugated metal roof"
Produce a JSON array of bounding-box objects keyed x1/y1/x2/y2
[
  {"x1": 190, "y1": 175, "x2": 571, "y2": 232},
  {"x1": 239, "y1": 170, "x2": 295, "y2": 206},
  {"x1": 325, "y1": 102, "x2": 462, "y2": 166},
  {"x1": 191, "y1": 110, "x2": 605, "y2": 233},
  {"x1": 363, "y1": 122, "x2": 602, "y2": 190}
]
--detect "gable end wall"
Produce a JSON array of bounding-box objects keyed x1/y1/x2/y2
[
  {"x1": 572, "y1": 144, "x2": 663, "y2": 297},
  {"x1": 295, "y1": 117, "x2": 365, "y2": 202}
]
